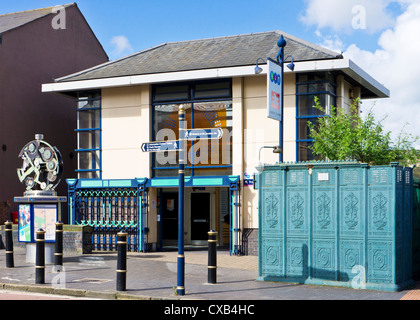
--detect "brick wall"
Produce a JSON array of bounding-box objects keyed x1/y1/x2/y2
[{"x1": 0, "y1": 224, "x2": 93, "y2": 254}]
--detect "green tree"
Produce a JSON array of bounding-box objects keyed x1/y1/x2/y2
[{"x1": 308, "y1": 96, "x2": 418, "y2": 166}]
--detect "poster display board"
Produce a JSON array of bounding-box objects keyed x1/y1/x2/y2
[
  {"x1": 34, "y1": 204, "x2": 57, "y2": 241},
  {"x1": 18, "y1": 204, "x2": 32, "y2": 242},
  {"x1": 17, "y1": 203, "x2": 58, "y2": 243}
]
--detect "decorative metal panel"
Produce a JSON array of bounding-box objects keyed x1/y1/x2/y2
[
  {"x1": 258, "y1": 161, "x2": 414, "y2": 291},
  {"x1": 261, "y1": 188, "x2": 282, "y2": 235},
  {"x1": 287, "y1": 188, "x2": 308, "y2": 236}
]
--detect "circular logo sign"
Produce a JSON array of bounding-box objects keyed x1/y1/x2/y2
[{"x1": 270, "y1": 71, "x2": 281, "y2": 85}]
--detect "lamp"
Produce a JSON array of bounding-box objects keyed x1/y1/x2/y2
[
  {"x1": 285, "y1": 56, "x2": 295, "y2": 71},
  {"x1": 256, "y1": 145, "x2": 282, "y2": 173},
  {"x1": 254, "y1": 58, "x2": 266, "y2": 74},
  {"x1": 273, "y1": 145, "x2": 282, "y2": 154}
]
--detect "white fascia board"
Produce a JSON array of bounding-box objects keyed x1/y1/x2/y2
[
  {"x1": 42, "y1": 66, "x2": 257, "y2": 93},
  {"x1": 42, "y1": 59, "x2": 389, "y2": 98},
  {"x1": 258, "y1": 59, "x2": 389, "y2": 98}
]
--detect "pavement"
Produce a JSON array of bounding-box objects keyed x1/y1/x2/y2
[{"x1": 1, "y1": 247, "x2": 420, "y2": 301}]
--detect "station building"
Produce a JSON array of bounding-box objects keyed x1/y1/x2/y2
[{"x1": 42, "y1": 31, "x2": 389, "y2": 255}]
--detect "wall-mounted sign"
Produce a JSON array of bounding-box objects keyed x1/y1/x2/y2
[
  {"x1": 267, "y1": 59, "x2": 283, "y2": 121},
  {"x1": 244, "y1": 172, "x2": 254, "y2": 186}
]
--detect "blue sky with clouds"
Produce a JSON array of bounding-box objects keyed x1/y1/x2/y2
[{"x1": 1, "y1": 0, "x2": 419, "y2": 144}]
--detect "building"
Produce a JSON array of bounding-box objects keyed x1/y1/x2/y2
[
  {"x1": 0, "y1": 3, "x2": 108, "y2": 218},
  {"x1": 42, "y1": 31, "x2": 389, "y2": 255}
]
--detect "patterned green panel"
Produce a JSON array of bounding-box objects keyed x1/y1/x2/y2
[
  {"x1": 261, "y1": 238, "x2": 283, "y2": 277},
  {"x1": 312, "y1": 239, "x2": 337, "y2": 281},
  {"x1": 313, "y1": 189, "x2": 336, "y2": 237},
  {"x1": 368, "y1": 189, "x2": 394, "y2": 238},
  {"x1": 286, "y1": 238, "x2": 309, "y2": 278},
  {"x1": 368, "y1": 241, "x2": 393, "y2": 283},
  {"x1": 287, "y1": 188, "x2": 308, "y2": 236},
  {"x1": 339, "y1": 240, "x2": 364, "y2": 281},
  {"x1": 340, "y1": 188, "x2": 364, "y2": 237},
  {"x1": 261, "y1": 188, "x2": 282, "y2": 235}
]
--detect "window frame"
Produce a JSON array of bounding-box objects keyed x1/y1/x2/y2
[
  {"x1": 296, "y1": 73, "x2": 336, "y2": 161},
  {"x1": 152, "y1": 79, "x2": 233, "y2": 178},
  {"x1": 75, "y1": 93, "x2": 102, "y2": 179}
]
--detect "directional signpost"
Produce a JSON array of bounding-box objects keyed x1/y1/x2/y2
[
  {"x1": 184, "y1": 128, "x2": 223, "y2": 140},
  {"x1": 141, "y1": 121, "x2": 224, "y2": 296},
  {"x1": 141, "y1": 140, "x2": 180, "y2": 152}
]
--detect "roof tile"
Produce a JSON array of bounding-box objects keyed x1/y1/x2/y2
[{"x1": 58, "y1": 30, "x2": 341, "y2": 82}]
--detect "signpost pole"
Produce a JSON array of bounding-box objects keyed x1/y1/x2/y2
[
  {"x1": 279, "y1": 47, "x2": 284, "y2": 163},
  {"x1": 177, "y1": 104, "x2": 186, "y2": 296}
]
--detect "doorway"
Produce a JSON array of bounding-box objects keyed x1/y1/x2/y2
[
  {"x1": 161, "y1": 192, "x2": 178, "y2": 245},
  {"x1": 190, "y1": 193, "x2": 210, "y2": 244},
  {"x1": 158, "y1": 187, "x2": 217, "y2": 248}
]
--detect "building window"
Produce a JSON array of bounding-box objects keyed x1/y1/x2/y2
[
  {"x1": 296, "y1": 73, "x2": 336, "y2": 161},
  {"x1": 75, "y1": 93, "x2": 101, "y2": 179},
  {"x1": 152, "y1": 80, "x2": 232, "y2": 177}
]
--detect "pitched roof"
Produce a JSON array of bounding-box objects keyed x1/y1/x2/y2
[
  {"x1": 0, "y1": 3, "x2": 75, "y2": 34},
  {"x1": 57, "y1": 30, "x2": 342, "y2": 82}
]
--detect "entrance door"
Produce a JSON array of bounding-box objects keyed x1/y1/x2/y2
[
  {"x1": 190, "y1": 193, "x2": 210, "y2": 243},
  {"x1": 161, "y1": 192, "x2": 178, "y2": 242}
]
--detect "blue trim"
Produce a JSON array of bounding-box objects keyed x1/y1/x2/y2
[
  {"x1": 296, "y1": 91, "x2": 337, "y2": 97},
  {"x1": 75, "y1": 128, "x2": 101, "y2": 132},
  {"x1": 75, "y1": 148, "x2": 101, "y2": 152},
  {"x1": 67, "y1": 178, "x2": 148, "y2": 190},
  {"x1": 296, "y1": 114, "x2": 329, "y2": 119},
  {"x1": 75, "y1": 93, "x2": 102, "y2": 180},
  {"x1": 146, "y1": 175, "x2": 240, "y2": 188},
  {"x1": 152, "y1": 165, "x2": 233, "y2": 170},
  {"x1": 75, "y1": 169, "x2": 101, "y2": 172},
  {"x1": 76, "y1": 106, "x2": 101, "y2": 111}
]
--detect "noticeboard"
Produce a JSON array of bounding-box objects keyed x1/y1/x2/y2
[
  {"x1": 18, "y1": 204, "x2": 32, "y2": 242},
  {"x1": 267, "y1": 59, "x2": 283, "y2": 121},
  {"x1": 34, "y1": 204, "x2": 57, "y2": 242},
  {"x1": 18, "y1": 203, "x2": 57, "y2": 243}
]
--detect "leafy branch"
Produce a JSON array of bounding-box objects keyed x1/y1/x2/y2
[{"x1": 308, "y1": 96, "x2": 418, "y2": 166}]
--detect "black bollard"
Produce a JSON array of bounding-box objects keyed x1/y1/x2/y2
[
  {"x1": 35, "y1": 229, "x2": 46, "y2": 284},
  {"x1": 208, "y1": 230, "x2": 218, "y2": 284},
  {"x1": 116, "y1": 232, "x2": 127, "y2": 291},
  {"x1": 54, "y1": 222, "x2": 63, "y2": 268},
  {"x1": 5, "y1": 221, "x2": 14, "y2": 268}
]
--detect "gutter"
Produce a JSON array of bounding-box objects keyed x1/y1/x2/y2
[{"x1": 42, "y1": 58, "x2": 389, "y2": 99}]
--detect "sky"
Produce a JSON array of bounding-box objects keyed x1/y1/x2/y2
[{"x1": 1, "y1": 0, "x2": 420, "y2": 146}]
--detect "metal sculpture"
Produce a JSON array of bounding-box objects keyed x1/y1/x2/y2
[{"x1": 17, "y1": 134, "x2": 63, "y2": 193}]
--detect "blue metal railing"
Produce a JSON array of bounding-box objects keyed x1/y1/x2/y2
[{"x1": 67, "y1": 178, "x2": 148, "y2": 252}]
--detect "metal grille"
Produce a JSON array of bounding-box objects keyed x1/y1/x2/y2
[{"x1": 68, "y1": 180, "x2": 149, "y2": 253}]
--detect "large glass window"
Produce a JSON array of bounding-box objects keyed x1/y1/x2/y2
[
  {"x1": 76, "y1": 93, "x2": 101, "y2": 179},
  {"x1": 152, "y1": 80, "x2": 232, "y2": 177},
  {"x1": 296, "y1": 73, "x2": 336, "y2": 161}
]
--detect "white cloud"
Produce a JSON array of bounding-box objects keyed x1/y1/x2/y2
[
  {"x1": 301, "y1": 0, "x2": 420, "y2": 146},
  {"x1": 110, "y1": 35, "x2": 134, "y2": 58},
  {"x1": 316, "y1": 32, "x2": 345, "y2": 53},
  {"x1": 343, "y1": 1, "x2": 420, "y2": 143},
  {"x1": 300, "y1": 0, "x2": 397, "y2": 34}
]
